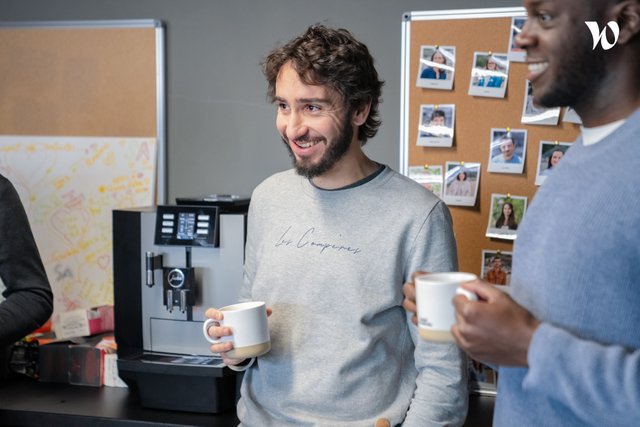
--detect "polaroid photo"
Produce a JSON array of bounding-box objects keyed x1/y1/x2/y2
[
  {"x1": 487, "y1": 128, "x2": 527, "y2": 174},
  {"x1": 486, "y1": 193, "x2": 527, "y2": 240},
  {"x1": 416, "y1": 45, "x2": 456, "y2": 90},
  {"x1": 481, "y1": 249, "x2": 513, "y2": 286},
  {"x1": 468, "y1": 52, "x2": 509, "y2": 98},
  {"x1": 535, "y1": 140, "x2": 572, "y2": 186},
  {"x1": 417, "y1": 104, "x2": 455, "y2": 147},
  {"x1": 507, "y1": 17, "x2": 527, "y2": 62},
  {"x1": 521, "y1": 80, "x2": 561, "y2": 125},
  {"x1": 443, "y1": 161, "x2": 480, "y2": 207},
  {"x1": 408, "y1": 164, "x2": 444, "y2": 198},
  {"x1": 562, "y1": 107, "x2": 582, "y2": 124}
]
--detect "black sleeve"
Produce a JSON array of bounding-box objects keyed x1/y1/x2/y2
[{"x1": 0, "y1": 174, "x2": 53, "y2": 348}]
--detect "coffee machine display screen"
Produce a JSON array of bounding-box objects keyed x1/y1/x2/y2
[
  {"x1": 176, "y1": 212, "x2": 196, "y2": 240},
  {"x1": 154, "y1": 205, "x2": 219, "y2": 247}
]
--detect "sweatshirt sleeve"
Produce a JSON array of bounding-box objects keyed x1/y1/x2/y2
[
  {"x1": 402, "y1": 201, "x2": 468, "y2": 426},
  {"x1": 239, "y1": 186, "x2": 262, "y2": 303},
  {"x1": 0, "y1": 176, "x2": 53, "y2": 347},
  {"x1": 524, "y1": 322, "x2": 640, "y2": 426}
]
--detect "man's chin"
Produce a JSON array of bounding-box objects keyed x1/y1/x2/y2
[
  {"x1": 293, "y1": 160, "x2": 319, "y2": 179},
  {"x1": 531, "y1": 81, "x2": 559, "y2": 109},
  {"x1": 534, "y1": 84, "x2": 573, "y2": 109},
  {"x1": 294, "y1": 166, "x2": 312, "y2": 178}
]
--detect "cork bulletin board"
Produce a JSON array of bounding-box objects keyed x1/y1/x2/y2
[{"x1": 400, "y1": 8, "x2": 581, "y2": 276}]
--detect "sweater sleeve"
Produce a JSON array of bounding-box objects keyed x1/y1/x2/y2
[
  {"x1": 402, "y1": 201, "x2": 468, "y2": 426},
  {"x1": 524, "y1": 322, "x2": 640, "y2": 426},
  {"x1": 0, "y1": 176, "x2": 53, "y2": 347},
  {"x1": 239, "y1": 189, "x2": 260, "y2": 303}
]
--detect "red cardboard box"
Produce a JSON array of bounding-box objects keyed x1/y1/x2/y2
[{"x1": 56, "y1": 305, "x2": 114, "y2": 340}]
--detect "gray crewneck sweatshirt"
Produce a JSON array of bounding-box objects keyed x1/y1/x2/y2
[{"x1": 237, "y1": 166, "x2": 468, "y2": 426}]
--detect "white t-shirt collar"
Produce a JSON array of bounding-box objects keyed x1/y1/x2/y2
[{"x1": 581, "y1": 119, "x2": 626, "y2": 146}]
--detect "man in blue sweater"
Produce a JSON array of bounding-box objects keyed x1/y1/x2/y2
[{"x1": 403, "y1": 0, "x2": 640, "y2": 425}]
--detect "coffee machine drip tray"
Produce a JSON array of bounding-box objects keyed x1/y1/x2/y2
[
  {"x1": 139, "y1": 352, "x2": 226, "y2": 367},
  {"x1": 118, "y1": 352, "x2": 237, "y2": 413}
]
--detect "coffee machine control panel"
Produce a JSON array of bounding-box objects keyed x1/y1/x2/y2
[{"x1": 154, "y1": 205, "x2": 219, "y2": 247}]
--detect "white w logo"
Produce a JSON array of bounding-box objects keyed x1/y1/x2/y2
[{"x1": 585, "y1": 21, "x2": 620, "y2": 50}]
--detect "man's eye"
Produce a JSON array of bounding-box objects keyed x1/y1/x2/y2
[
  {"x1": 306, "y1": 105, "x2": 320, "y2": 112},
  {"x1": 277, "y1": 103, "x2": 289, "y2": 111},
  {"x1": 537, "y1": 12, "x2": 553, "y2": 24}
]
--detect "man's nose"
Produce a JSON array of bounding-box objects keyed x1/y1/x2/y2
[
  {"x1": 514, "y1": 19, "x2": 535, "y2": 51},
  {"x1": 285, "y1": 111, "x2": 308, "y2": 140}
]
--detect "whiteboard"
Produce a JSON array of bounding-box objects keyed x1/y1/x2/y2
[{"x1": 0, "y1": 136, "x2": 156, "y2": 320}]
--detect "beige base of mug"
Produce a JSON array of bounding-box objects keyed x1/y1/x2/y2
[
  {"x1": 226, "y1": 341, "x2": 271, "y2": 359},
  {"x1": 419, "y1": 328, "x2": 454, "y2": 342}
]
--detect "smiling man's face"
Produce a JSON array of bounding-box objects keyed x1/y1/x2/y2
[
  {"x1": 517, "y1": 0, "x2": 608, "y2": 109},
  {"x1": 275, "y1": 62, "x2": 354, "y2": 179}
]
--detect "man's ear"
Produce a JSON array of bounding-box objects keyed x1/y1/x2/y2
[
  {"x1": 611, "y1": 0, "x2": 640, "y2": 45},
  {"x1": 351, "y1": 100, "x2": 371, "y2": 127}
]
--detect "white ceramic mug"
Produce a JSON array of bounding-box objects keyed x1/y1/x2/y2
[
  {"x1": 415, "y1": 272, "x2": 478, "y2": 342},
  {"x1": 202, "y1": 301, "x2": 271, "y2": 358}
]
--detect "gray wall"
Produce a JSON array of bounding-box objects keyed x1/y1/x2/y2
[{"x1": 1, "y1": 0, "x2": 518, "y2": 202}]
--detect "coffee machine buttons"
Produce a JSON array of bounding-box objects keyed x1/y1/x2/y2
[{"x1": 154, "y1": 205, "x2": 219, "y2": 247}]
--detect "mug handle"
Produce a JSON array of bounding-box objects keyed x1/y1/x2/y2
[
  {"x1": 202, "y1": 317, "x2": 226, "y2": 344},
  {"x1": 455, "y1": 287, "x2": 478, "y2": 301}
]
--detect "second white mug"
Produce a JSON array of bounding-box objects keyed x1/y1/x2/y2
[{"x1": 415, "y1": 272, "x2": 478, "y2": 342}]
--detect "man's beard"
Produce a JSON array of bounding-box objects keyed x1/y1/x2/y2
[
  {"x1": 283, "y1": 119, "x2": 354, "y2": 179},
  {"x1": 537, "y1": 34, "x2": 607, "y2": 109}
]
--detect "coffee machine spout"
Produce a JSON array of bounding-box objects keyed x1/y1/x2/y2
[
  {"x1": 166, "y1": 289, "x2": 174, "y2": 312},
  {"x1": 179, "y1": 289, "x2": 190, "y2": 313}
]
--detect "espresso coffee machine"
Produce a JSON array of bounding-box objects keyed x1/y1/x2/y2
[{"x1": 112, "y1": 197, "x2": 249, "y2": 413}]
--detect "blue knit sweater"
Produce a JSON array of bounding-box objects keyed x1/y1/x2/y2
[{"x1": 495, "y1": 108, "x2": 640, "y2": 426}]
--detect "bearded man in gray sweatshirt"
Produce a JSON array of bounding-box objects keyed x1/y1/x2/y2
[{"x1": 205, "y1": 24, "x2": 467, "y2": 426}]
